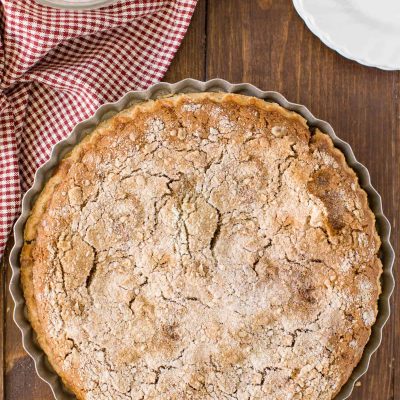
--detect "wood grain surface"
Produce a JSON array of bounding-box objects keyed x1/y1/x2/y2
[{"x1": 1, "y1": 0, "x2": 398, "y2": 399}]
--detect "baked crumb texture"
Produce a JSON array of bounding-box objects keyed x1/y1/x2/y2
[{"x1": 21, "y1": 93, "x2": 382, "y2": 400}]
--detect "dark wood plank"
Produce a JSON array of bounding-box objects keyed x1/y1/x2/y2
[
  {"x1": 163, "y1": 0, "x2": 206, "y2": 82},
  {"x1": 207, "y1": 1, "x2": 398, "y2": 399}
]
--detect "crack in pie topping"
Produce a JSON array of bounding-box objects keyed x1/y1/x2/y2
[{"x1": 21, "y1": 93, "x2": 382, "y2": 400}]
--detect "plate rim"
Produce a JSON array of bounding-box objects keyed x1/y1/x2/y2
[
  {"x1": 34, "y1": 0, "x2": 118, "y2": 11},
  {"x1": 292, "y1": 0, "x2": 400, "y2": 70}
]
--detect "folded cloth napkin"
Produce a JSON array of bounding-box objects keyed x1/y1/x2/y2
[{"x1": 0, "y1": 0, "x2": 197, "y2": 258}]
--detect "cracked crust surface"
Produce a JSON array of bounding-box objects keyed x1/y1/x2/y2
[{"x1": 21, "y1": 93, "x2": 382, "y2": 400}]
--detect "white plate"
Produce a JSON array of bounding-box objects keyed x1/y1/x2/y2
[{"x1": 293, "y1": 0, "x2": 400, "y2": 70}]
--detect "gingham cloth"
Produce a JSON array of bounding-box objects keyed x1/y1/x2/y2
[{"x1": 0, "y1": 0, "x2": 197, "y2": 258}]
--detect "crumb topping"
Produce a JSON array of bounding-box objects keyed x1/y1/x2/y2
[{"x1": 21, "y1": 93, "x2": 382, "y2": 400}]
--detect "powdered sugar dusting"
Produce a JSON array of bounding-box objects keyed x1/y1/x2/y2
[
  {"x1": 147, "y1": 118, "x2": 165, "y2": 134},
  {"x1": 340, "y1": 258, "x2": 352, "y2": 273},
  {"x1": 218, "y1": 116, "x2": 236, "y2": 133},
  {"x1": 349, "y1": 340, "x2": 358, "y2": 349},
  {"x1": 182, "y1": 103, "x2": 202, "y2": 112},
  {"x1": 358, "y1": 278, "x2": 373, "y2": 302},
  {"x1": 362, "y1": 309, "x2": 375, "y2": 326}
]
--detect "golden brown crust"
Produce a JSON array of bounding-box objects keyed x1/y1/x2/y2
[{"x1": 21, "y1": 93, "x2": 382, "y2": 400}]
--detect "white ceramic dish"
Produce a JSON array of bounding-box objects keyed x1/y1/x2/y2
[
  {"x1": 35, "y1": 0, "x2": 118, "y2": 10},
  {"x1": 9, "y1": 79, "x2": 395, "y2": 400},
  {"x1": 293, "y1": 0, "x2": 400, "y2": 70}
]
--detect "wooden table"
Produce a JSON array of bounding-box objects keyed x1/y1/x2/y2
[{"x1": 1, "y1": 0, "x2": 398, "y2": 398}]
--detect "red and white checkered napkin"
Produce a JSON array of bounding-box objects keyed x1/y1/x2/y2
[{"x1": 0, "y1": 0, "x2": 197, "y2": 258}]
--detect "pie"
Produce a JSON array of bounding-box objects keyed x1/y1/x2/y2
[{"x1": 21, "y1": 93, "x2": 382, "y2": 400}]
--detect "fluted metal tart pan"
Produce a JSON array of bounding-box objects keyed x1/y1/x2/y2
[{"x1": 9, "y1": 79, "x2": 395, "y2": 400}]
